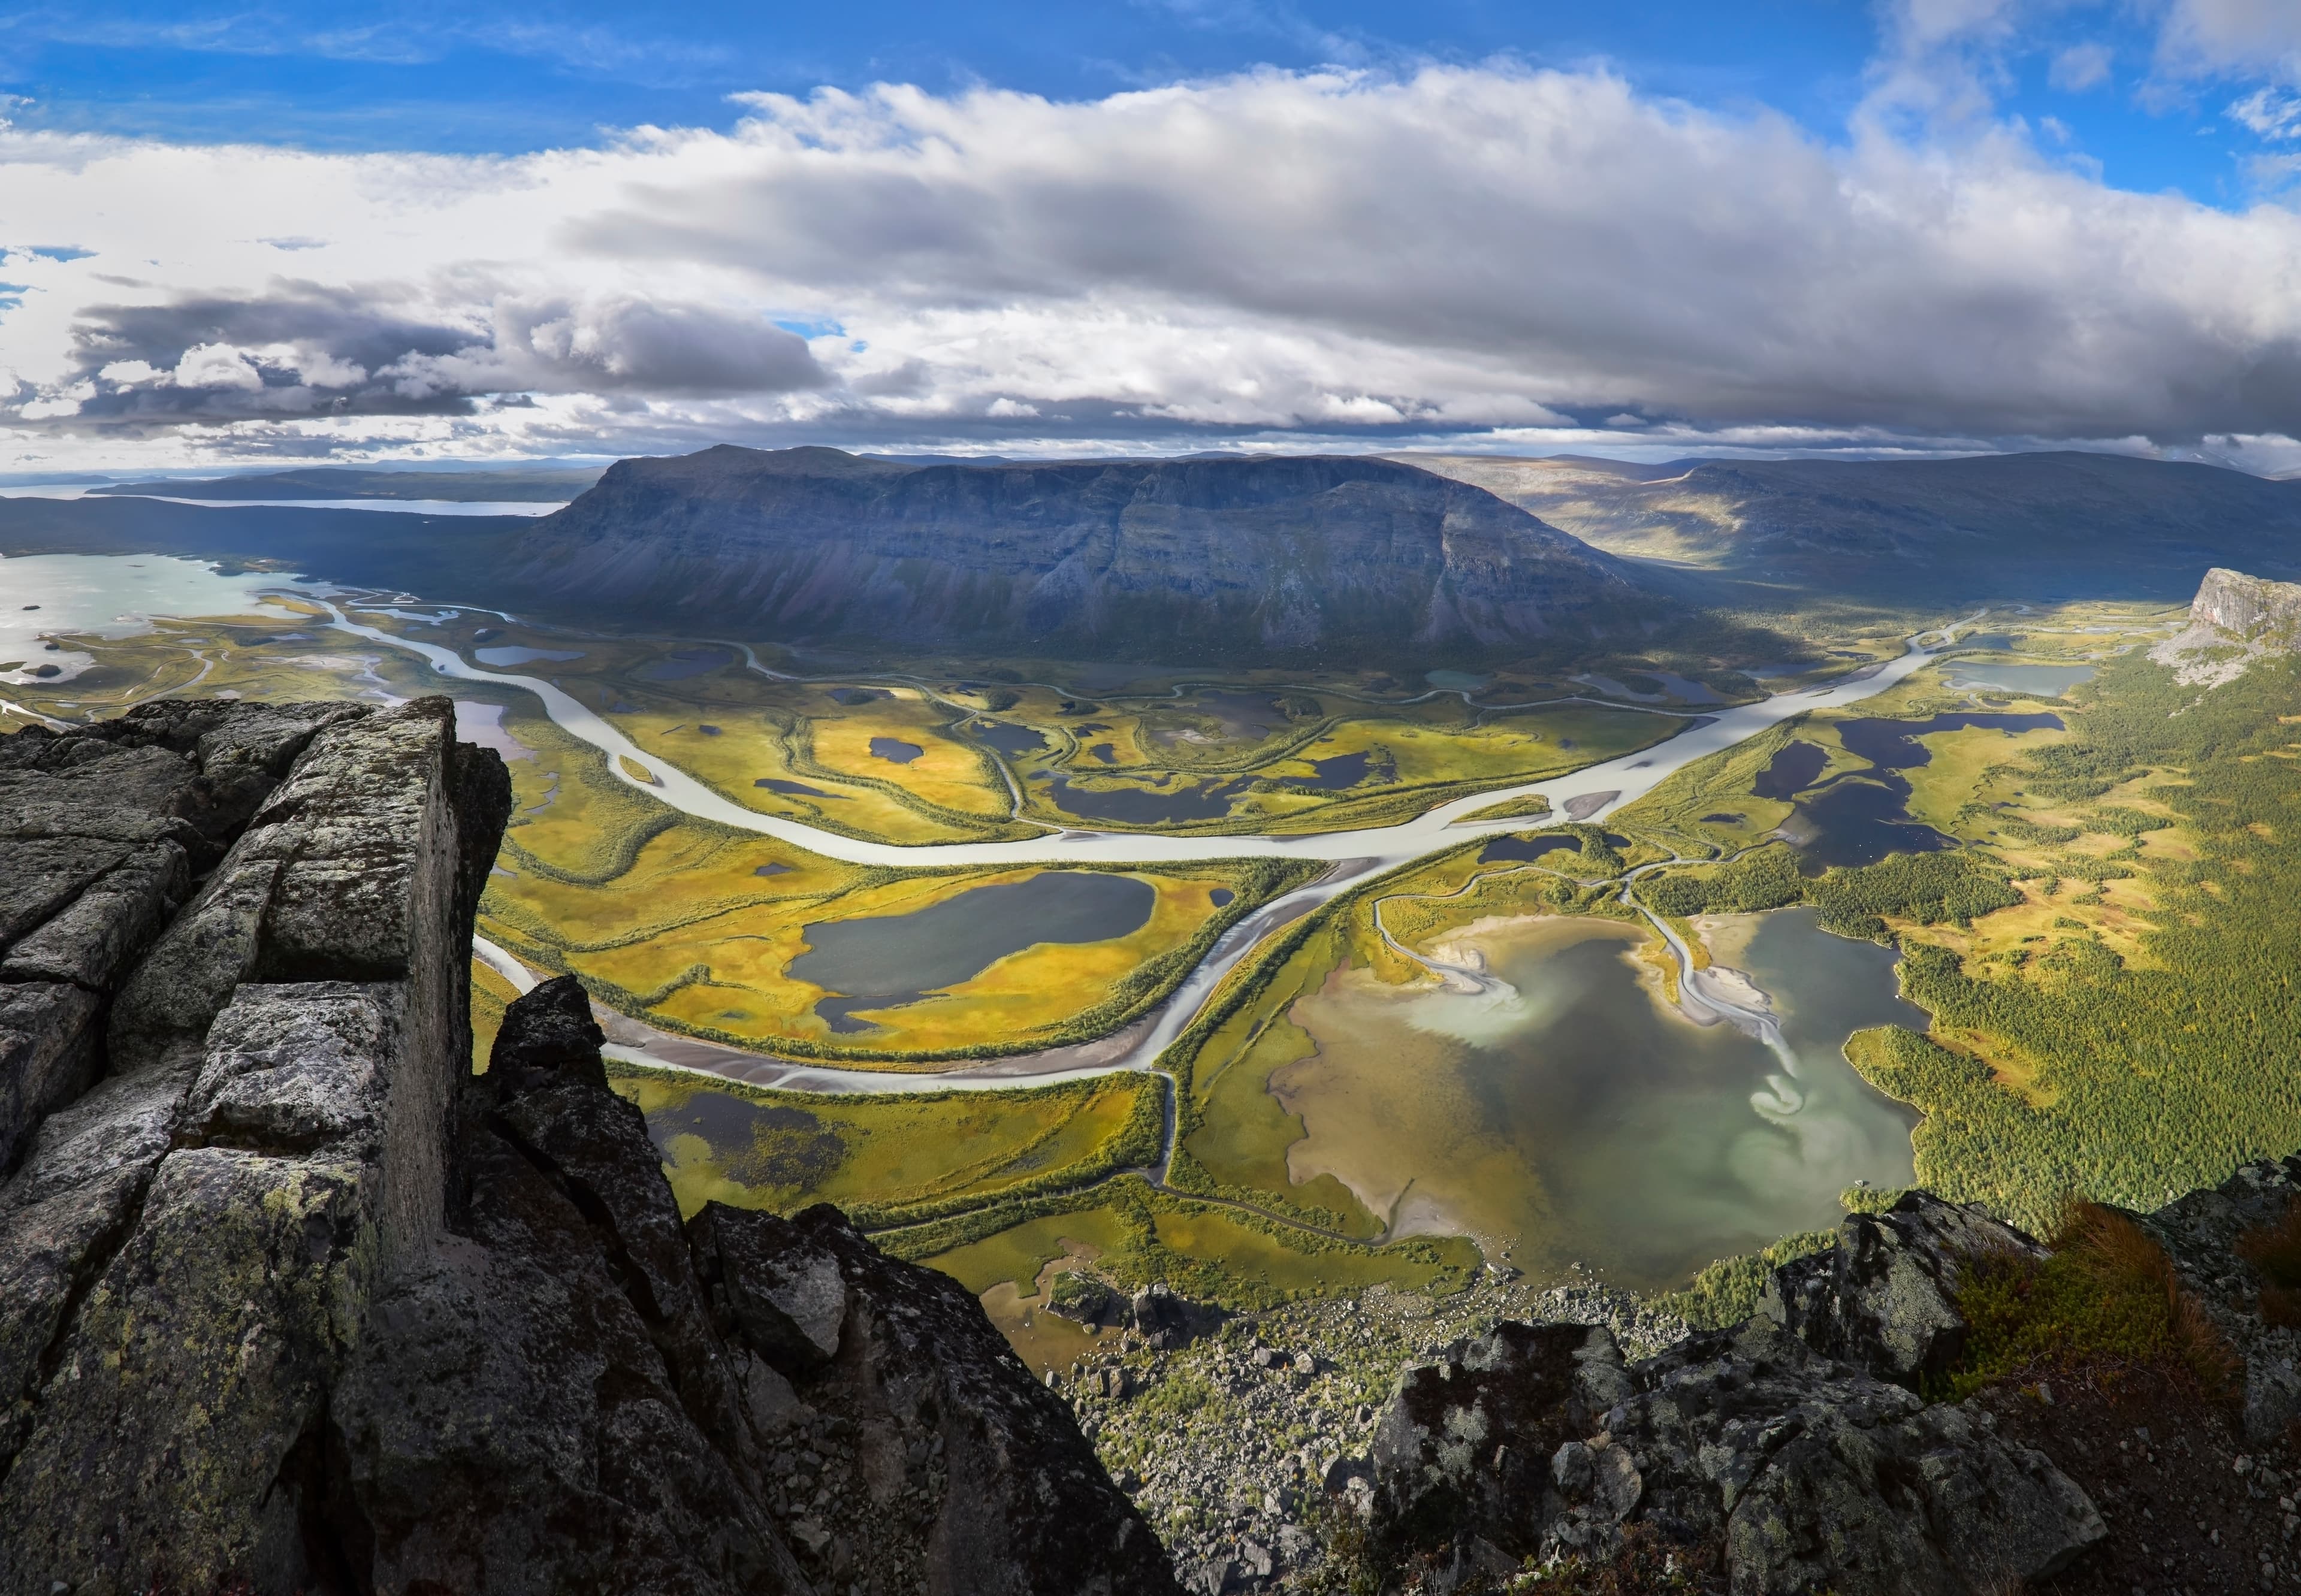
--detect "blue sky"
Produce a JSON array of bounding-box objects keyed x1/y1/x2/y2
[
  {"x1": 4, "y1": 1, "x2": 2301, "y2": 471},
  {"x1": 0, "y1": 1, "x2": 2281, "y2": 199}
]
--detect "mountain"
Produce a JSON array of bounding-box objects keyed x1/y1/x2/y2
[
  {"x1": 1402, "y1": 450, "x2": 2301, "y2": 604},
  {"x1": 504, "y1": 445, "x2": 1642, "y2": 659},
  {"x1": 89, "y1": 464, "x2": 605, "y2": 503}
]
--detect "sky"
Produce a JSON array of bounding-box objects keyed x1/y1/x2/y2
[{"x1": 5, "y1": 1, "x2": 2301, "y2": 473}]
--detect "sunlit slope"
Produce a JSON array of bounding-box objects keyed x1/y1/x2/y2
[{"x1": 1403, "y1": 451, "x2": 2301, "y2": 607}]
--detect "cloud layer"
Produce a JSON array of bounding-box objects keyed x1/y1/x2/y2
[{"x1": 6, "y1": 52, "x2": 2301, "y2": 468}]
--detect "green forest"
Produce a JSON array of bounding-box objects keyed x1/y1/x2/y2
[{"x1": 1695, "y1": 654, "x2": 2301, "y2": 1233}]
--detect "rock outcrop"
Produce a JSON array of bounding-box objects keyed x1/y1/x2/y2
[
  {"x1": 507, "y1": 445, "x2": 1641, "y2": 659},
  {"x1": 2151, "y1": 566, "x2": 2301, "y2": 686},
  {"x1": 0, "y1": 699, "x2": 1175, "y2": 1596},
  {"x1": 1363, "y1": 1193, "x2": 2106, "y2": 1595}
]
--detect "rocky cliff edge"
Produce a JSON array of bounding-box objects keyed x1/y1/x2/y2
[{"x1": 0, "y1": 699, "x2": 1176, "y2": 1596}]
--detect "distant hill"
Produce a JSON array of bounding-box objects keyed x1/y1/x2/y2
[
  {"x1": 505, "y1": 445, "x2": 1644, "y2": 659},
  {"x1": 1400, "y1": 451, "x2": 2301, "y2": 604},
  {"x1": 89, "y1": 466, "x2": 604, "y2": 503}
]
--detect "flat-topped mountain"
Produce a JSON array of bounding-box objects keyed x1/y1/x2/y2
[
  {"x1": 1406, "y1": 449, "x2": 2301, "y2": 603},
  {"x1": 505, "y1": 446, "x2": 1641, "y2": 659}
]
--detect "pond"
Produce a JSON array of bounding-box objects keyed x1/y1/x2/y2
[
  {"x1": 1042, "y1": 775, "x2": 1248, "y2": 824},
  {"x1": 1271, "y1": 751, "x2": 1375, "y2": 791},
  {"x1": 1477, "y1": 832, "x2": 1629, "y2": 865},
  {"x1": 1273, "y1": 908, "x2": 1920, "y2": 1287},
  {"x1": 1753, "y1": 740, "x2": 1829, "y2": 799},
  {"x1": 1833, "y1": 712, "x2": 2063, "y2": 770},
  {"x1": 869, "y1": 736, "x2": 925, "y2": 764},
  {"x1": 633, "y1": 646, "x2": 732, "y2": 681},
  {"x1": 1939, "y1": 663, "x2": 2095, "y2": 697},
  {"x1": 755, "y1": 777, "x2": 843, "y2": 799},
  {"x1": 1425, "y1": 669, "x2": 1490, "y2": 691},
  {"x1": 789, "y1": 870, "x2": 1158, "y2": 1033},
  {"x1": 1781, "y1": 778, "x2": 1954, "y2": 869},
  {"x1": 971, "y1": 720, "x2": 1048, "y2": 756},
  {"x1": 475, "y1": 645, "x2": 584, "y2": 666}
]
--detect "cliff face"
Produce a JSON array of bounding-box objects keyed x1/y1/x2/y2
[
  {"x1": 0, "y1": 700, "x2": 1174, "y2": 1596},
  {"x1": 2150, "y1": 566, "x2": 2301, "y2": 686},
  {"x1": 506, "y1": 445, "x2": 1638, "y2": 658}
]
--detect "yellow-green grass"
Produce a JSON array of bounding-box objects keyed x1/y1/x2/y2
[
  {"x1": 611, "y1": 1066, "x2": 1160, "y2": 1223},
  {"x1": 470, "y1": 957, "x2": 521, "y2": 1069},
  {"x1": 1150, "y1": 1207, "x2": 1469, "y2": 1298},
  {"x1": 926, "y1": 1206, "x2": 1142, "y2": 1296}
]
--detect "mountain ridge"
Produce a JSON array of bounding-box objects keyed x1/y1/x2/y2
[{"x1": 504, "y1": 445, "x2": 1644, "y2": 660}]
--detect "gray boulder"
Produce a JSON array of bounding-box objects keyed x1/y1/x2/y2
[
  {"x1": 1367, "y1": 1318, "x2": 2103, "y2": 1595},
  {"x1": 1761, "y1": 1191, "x2": 2046, "y2": 1389}
]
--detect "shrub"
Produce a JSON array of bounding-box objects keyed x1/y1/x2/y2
[{"x1": 1943, "y1": 1200, "x2": 2236, "y2": 1399}]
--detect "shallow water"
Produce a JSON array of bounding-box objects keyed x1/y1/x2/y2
[
  {"x1": 790, "y1": 870, "x2": 1156, "y2": 1030},
  {"x1": 1940, "y1": 663, "x2": 2095, "y2": 697},
  {"x1": 868, "y1": 736, "x2": 925, "y2": 764},
  {"x1": 1276, "y1": 909, "x2": 1920, "y2": 1287},
  {"x1": 0, "y1": 552, "x2": 293, "y2": 685}
]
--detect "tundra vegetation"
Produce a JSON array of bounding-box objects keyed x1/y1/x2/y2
[{"x1": 16, "y1": 590, "x2": 2299, "y2": 1331}]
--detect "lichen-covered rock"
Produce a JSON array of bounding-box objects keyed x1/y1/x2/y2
[
  {"x1": 0, "y1": 699, "x2": 1165, "y2": 1594},
  {"x1": 0, "y1": 698, "x2": 509, "y2": 1594},
  {"x1": 693, "y1": 1201, "x2": 1180, "y2": 1596},
  {"x1": 2139, "y1": 1154, "x2": 2301, "y2": 1444},
  {"x1": 1366, "y1": 1316, "x2": 2103, "y2": 1595},
  {"x1": 1761, "y1": 1190, "x2": 2046, "y2": 1389}
]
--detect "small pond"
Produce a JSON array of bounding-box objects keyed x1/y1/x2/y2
[
  {"x1": 869, "y1": 737, "x2": 925, "y2": 764},
  {"x1": 971, "y1": 720, "x2": 1048, "y2": 756},
  {"x1": 1477, "y1": 831, "x2": 1631, "y2": 865},
  {"x1": 790, "y1": 871, "x2": 1158, "y2": 1032},
  {"x1": 1271, "y1": 751, "x2": 1375, "y2": 791},
  {"x1": 475, "y1": 645, "x2": 584, "y2": 666},
  {"x1": 1426, "y1": 669, "x2": 1491, "y2": 691},
  {"x1": 1043, "y1": 775, "x2": 1248, "y2": 824},
  {"x1": 755, "y1": 777, "x2": 843, "y2": 799}
]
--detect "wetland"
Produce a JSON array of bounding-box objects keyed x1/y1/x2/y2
[{"x1": 1278, "y1": 908, "x2": 1922, "y2": 1287}]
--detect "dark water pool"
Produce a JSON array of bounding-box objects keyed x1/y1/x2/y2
[
  {"x1": 1785, "y1": 779, "x2": 1954, "y2": 869},
  {"x1": 1478, "y1": 830, "x2": 1632, "y2": 865},
  {"x1": 790, "y1": 870, "x2": 1158, "y2": 1032},
  {"x1": 971, "y1": 720, "x2": 1047, "y2": 756},
  {"x1": 869, "y1": 737, "x2": 925, "y2": 764},
  {"x1": 831, "y1": 687, "x2": 886, "y2": 705},
  {"x1": 1272, "y1": 751, "x2": 1375, "y2": 791},
  {"x1": 1043, "y1": 775, "x2": 1248, "y2": 823},
  {"x1": 756, "y1": 777, "x2": 844, "y2": 799},
  {"x1": 1834, "y1": 712, "x2": 2062, "y2": 770},
  {"x1": 1088, "y1": 743, "x2": 1118, "y2": 765},
  {"x1": 1754, "y1": 740, "x2": 1829, "y2": 799},
  {"x1": 633, "y1": 646, "x2": 732, "y2": 682}
]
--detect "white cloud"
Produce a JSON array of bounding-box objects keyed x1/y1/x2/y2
[
  {"x1": 2230, "y1": 86, "x2": 2301, "y2": 139},
  {"x1": 2049, "y1": 42, "x2": 2114, "y2": 92},
  {"x1": 2159, "y1": 0, "x2": 2301, "y2": 83},
  {"x1": 5, "y1": 65, "x2": 2301, "y2": 467}
]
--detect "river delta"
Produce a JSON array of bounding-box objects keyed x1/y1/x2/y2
[{"x1": 0, "y1": 547, "x2": 2158, "y2": 1317}]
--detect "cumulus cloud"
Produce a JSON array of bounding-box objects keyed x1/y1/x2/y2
[
  {"x1": 2160, "y1": 0, "x2": 2301, "y2": 83},
  {"x1": 5, "y1": 61, "x2": 2301, "y2": 466}
]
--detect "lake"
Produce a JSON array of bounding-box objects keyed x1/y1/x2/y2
[
  {"x1": 1274, "y1": 908, "x2": 1921, "y2": 1287},
  {"x1": 1940, "y1": 663, "x2": 2096, "y2": 697},
  {"x1": 0, "y1": 552, "x2": 294, "y2": 685},
  {"x1": 790, "y1": 870, "x2": 1157, "y2": 1032}
]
